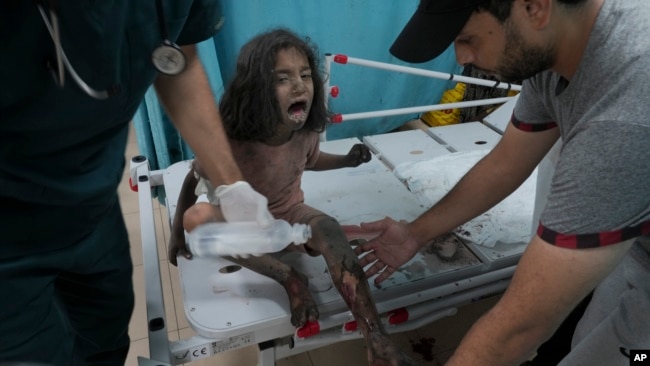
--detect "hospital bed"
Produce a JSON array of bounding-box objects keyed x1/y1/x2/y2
[{"x1": 132, "y1": 103, "x2": 537, "y2": 366}]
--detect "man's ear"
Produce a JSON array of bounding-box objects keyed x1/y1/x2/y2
[{"x1": 521, "y1": 0, "x2": 552, "y2": 29}]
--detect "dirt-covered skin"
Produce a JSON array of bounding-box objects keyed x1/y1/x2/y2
[
  {"x1": 169, "y1": 164, "x2": 416, "y2": 366},
  {"x1": 226, "y1": 255, "x2": 319, "y2": 327},
  {"x1": 307, "y1": 217, "x2": 419, "y2": 366},
  {"x1": 172, "y1": 199, "x2": 419, "y2": 365},
  {"x1": 219, "y1": 215, "x2": 418, "y2": 365}
]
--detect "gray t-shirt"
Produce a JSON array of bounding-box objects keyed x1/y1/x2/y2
[{"x1": 514, "y1": 0, "x2": 650, "y2": 248}]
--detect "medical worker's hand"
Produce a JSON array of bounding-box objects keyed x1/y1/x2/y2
[
  {"x1": 345, "y1": 144, "x2": 372, "y2": 167},
  {"x1": 215, "y1": 181, "x2": 274, "y2": 228},
  {"x1": 354, "y1": 217, "x2": 421, "y2": 285}
]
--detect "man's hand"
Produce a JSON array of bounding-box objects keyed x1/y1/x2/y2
[
  {"x1": 354, "y1": 217, "x2": 421, "y2": 285},
  {"x1": 215, "y1": 181, "x2": 274, "y2": 227},
  {"x1": 345, "y1": 144, "x2": 372, "y2": 167}
]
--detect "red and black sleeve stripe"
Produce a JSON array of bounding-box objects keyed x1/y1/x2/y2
[
  {"x1": 511, "y1": 114, "x2": 558, "y2": 132},
  {"x1": 537, "y1": 220, "x2": 650, "y2": 249}
]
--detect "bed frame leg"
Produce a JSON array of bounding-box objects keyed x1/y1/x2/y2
[{"x1": 258, "y1": 340, "x2": 276, "y2": 366}]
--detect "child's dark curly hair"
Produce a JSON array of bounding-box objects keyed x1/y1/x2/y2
[{"x1": 219, "y1": 28, "x2": 330, "y2": 141}]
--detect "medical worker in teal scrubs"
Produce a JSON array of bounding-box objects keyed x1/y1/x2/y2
[{"x1": 0, "y1": 1, "x2": 273, "y2": 365}]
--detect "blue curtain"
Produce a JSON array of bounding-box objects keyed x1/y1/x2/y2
[{"x1": 133, "y1": 0, "x2": 462, "y2": 171}]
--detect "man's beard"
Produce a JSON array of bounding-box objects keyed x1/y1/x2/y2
[{"x1": 494, "y1": 21, "x2": 556, "y2": 83}]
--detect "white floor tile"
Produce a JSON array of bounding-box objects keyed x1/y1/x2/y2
[
  {"x1": 159, "y1": 203, "x2": 172, "y2": 252},
  {"x1": 168, "y1": 263, "x2": 190, "y2": 330},
  {"x1": 160, "y1": 260, "x2": 180, "y2": 332},
  {"x1": 125, "y1": 337, "x2": 150, "y2": 366}
]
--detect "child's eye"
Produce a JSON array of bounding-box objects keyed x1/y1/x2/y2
[
  {"x1": 276, "y1": 75, "x2": 290, "y2": 83},
  {"x1": 301, "y1": 73, "x2": 312, "y2": 80},
  {"x1": 456, "y1": 36, "x2": 473, "y2": 45}
]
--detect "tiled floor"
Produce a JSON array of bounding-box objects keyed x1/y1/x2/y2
[{"x1": 120, "y1": 123, "x2": 502, "y2": 366}]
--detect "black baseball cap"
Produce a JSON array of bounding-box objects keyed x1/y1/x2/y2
[{"x1": 390, "y1": 0, "x2": 485, "y2": 63}]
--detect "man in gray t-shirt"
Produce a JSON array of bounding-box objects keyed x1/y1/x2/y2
[{"x1": 355, "y1": 0, "x2": 650, "y2": 365}]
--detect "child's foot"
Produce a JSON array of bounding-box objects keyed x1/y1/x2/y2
[{"x1": 284, "y1": 268, "x2": 319, "y2": 327}]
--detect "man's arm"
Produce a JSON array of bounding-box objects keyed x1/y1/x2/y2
[
  {"x1": 410, "y1": 123, "x2": 559, "y2": 244},
  {"x1": 153, "y1": 44, "x2": 243, "y2": 187},
  {"x1": 358, "y1": 123, "x2": 560, "y2": 282},
  {"x1": 446, "y1": 235, "x2": 633, "y2": 365},
  {"x1": 153, "y1": 44, "x2": 273, "y2": 228}
]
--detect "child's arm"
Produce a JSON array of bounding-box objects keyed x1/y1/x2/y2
[
  {"x1": 310, "y1": 143, "x2": 372, "y2": 171},
  {"x1": 169, "y1": 165, "x2": 200, "y2": 266}
]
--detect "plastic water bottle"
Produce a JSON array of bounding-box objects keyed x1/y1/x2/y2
[{"x1": 187, "y1": 219, "x2": 312, "y2": 257}]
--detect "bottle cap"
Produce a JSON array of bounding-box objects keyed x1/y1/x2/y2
[{"x1": 292, "y1": 223, "x2": 312, "y2": 244}]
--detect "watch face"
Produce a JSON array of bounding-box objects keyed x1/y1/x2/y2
[{"x1": 152, "y1": 43, "x2": 187, "y2": 75}]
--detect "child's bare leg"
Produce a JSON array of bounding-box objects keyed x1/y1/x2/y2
[
  {"x1": 227, "y1": 255, "x2": 319, "y2": 327},
  {"x1": 183, "y1": 203, "x2": 318, "y2": 327},
  {"x1": 308, "y1": 216, "x2": 418, "y2": 366},
  {"x1": 183, "y1": 202, "x2": 222, "y2": 231}
]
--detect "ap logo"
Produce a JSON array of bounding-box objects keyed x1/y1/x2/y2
[{"x1": 621, "y1": 348, "x2": 650, "y2": 365}]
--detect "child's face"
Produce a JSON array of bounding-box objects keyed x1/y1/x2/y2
[{"x1": 273, "y1": 47, "x2": 314, "y2": 134}]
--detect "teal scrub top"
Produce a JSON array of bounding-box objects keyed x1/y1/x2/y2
[{"x1": 0, "y1": 0, "x2": 221, "y2": 257}]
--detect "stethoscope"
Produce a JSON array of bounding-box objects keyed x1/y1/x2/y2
[
  {"x1": 150, "y1": 0, "x2": 187, "y2": 76},
  {"x1": 36, "y1": 0, "x2": 187, "y2": 100}
]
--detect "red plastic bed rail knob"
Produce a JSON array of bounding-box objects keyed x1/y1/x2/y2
[
  {"x1": 333, "y1": 54, "x2": 348, "y2": 64},
  {"x1": 330, "y1": 86, "x2": 339, "y2": 98},
  {"x1": 331, "y1": 114, "x2": 343, "y2": 123},
  {"x1": 296, "y1": 321, "x2": 320, "y2": 338},
  {"x1": 129, "y1": 177, "x2": 138, "y2": 192},
  {"x1": 343, "y1": 320, "x2": 358, "y2": 332},
  {"x1": 130, "y1": 176, "x2": 154, "y2": 192},
  {"x1": 387, "y1": 308, "x2": 409, "y2": 325}
]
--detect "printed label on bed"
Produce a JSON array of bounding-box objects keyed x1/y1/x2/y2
[
  {"x1": 188, "y1": 345, "x2": 210, "y2": 361},
  {"x1": 211, "y1": 333, "x2": 255, "y2": 354}
]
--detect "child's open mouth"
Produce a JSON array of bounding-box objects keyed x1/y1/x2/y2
[{"x1": 288, "y1": 101, "x2": 308, "y2": 123}]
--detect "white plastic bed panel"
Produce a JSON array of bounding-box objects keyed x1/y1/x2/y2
[
  {"x1": 177, "y1": 137, "x2": 486, "y2": 341},
  {"x1": 362, "y1": 129, "x2": 451, "y2": 171},
  {"x1": 426, "y1": 121, "x2": 502, "y2": 152},
  {"x1": 360, "y1": 128, "x2": 531, "y2": 269},
  {"x1": 482, "y1": 94, "x2": 519, "y2": 134}
]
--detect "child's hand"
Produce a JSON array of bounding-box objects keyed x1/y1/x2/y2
[{"x1": 345, "y1": 144, "x2": 372, "y2": 167}]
